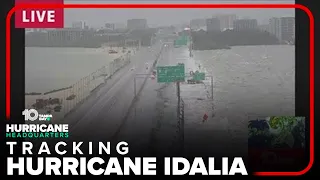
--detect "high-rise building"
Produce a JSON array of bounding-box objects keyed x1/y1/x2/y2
[
  {"x1": 269, "y1": 17, "x2": 282, "y2": 41},
  {"x1": 127, "y1": 19, "x2": 148, "y2": 30},
  {"x1": 214, "y1": 14, "x2": 237, "y2": 31},
  {"x1": 190, "y1": 18, "x2": 206, "y2": 30},
  {"x1": 233, "y1": 19, "x2": 258, "y2": 31},
  {"x1": 268, "y1": 17, "x2": 295, "y2": 43},
  {"x1": 206, "y1": 18, "x2": 220, "y2": 32},
  {"x1": 72, "y1": 21, "x2": 85, "y2": 29},
  {"x1": 280, "y1": 17, "x2": 295, "y2": 42}
]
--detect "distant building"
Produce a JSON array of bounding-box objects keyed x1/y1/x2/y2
[
  {"x1": 268, "y1": 17, "x2": 295, "y2": 43},
  {"x1": 258, "y1": 24, "x2": 270, "y2": 32},
  {"x1": 269, "y1": 17, "x2": 282, "y2": 41},
  {"x1": 25, "y1": 28, "x2": 98, "y2": 47},
  {"x1": 47, "y1": 28, "x2": 92, "y2": 42},
  {"x1": 72, "y1": 21, "x2": 84, "y2": 29},
  {"x1": 25, "y1": 28, "x2": 47, "y2": 33},
  {"x1": 114, "y1": 23, "x2": 126, "y2": 29},
  {"x1": 190, "y1": 18, "x2": 206, "y2": 30},
  {"x1": 44, "y1": 28, "x2": 96, "y2": 47},
  {"x1": 128, "y1": 28, "x2": 157, "y2": 46},
  {"x1": 233, "y1": 19, "x2": 258, "y2": 31},
  {"x1": 206, "y1": 18, "x2": 220, "y2": 32},
  {"x1": 214, "y1": 14, "x2": 237, "y2": 31},
  {"x1": 25, "y1": 29, "x2": 33, "y2": 34},
  {"x1": 72, "y1": 21, "x2": 87, "y2": 29},
  {"x1": 105, "y1": 23, "x2": 115, "y2": 30},
  {"x1": 280, "y1": 17, "x2": 295, "y2": 42},
  {"x1": 25, "y1": 31, "x2": 48, "y2": 44},
  {"x1": 127, "y1": 19, "x2": 148, "y2": 30}
]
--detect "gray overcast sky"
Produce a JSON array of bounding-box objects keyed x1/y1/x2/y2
[{"x1": 63, "y1": 0, "x2": 295, "y2": 28}]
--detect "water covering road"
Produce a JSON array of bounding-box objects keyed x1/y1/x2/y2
[
  {"x1": 28, "y1": 36, "x2": 295, "y2": 162},
  {"x1": 62, "y1": 42, "x2": 164, "y2": 143},
  {"x1": 112, "y1": 44, "x2": 215, "y2": 156},
  {"x1": 112, "y1": 44, "x2": 291, "y2": 158}
]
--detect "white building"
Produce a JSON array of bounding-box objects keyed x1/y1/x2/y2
[
  {"x1": 269, "y1": 17, "x2": 282, "y2": 42},
  {"x1": 269, "y1": 17, "x2": 295, "y2": 43},
  {"x1": 233, "y1": 19, "x2": 258, "y2": 31},
  {"x1": 213, "y1": 14, "x2": 237, "y2": 31},
  {"x1": 280, "y1": 17, "x2": 295, "y2": 42}
]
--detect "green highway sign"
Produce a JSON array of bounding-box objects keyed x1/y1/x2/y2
[
  {"x1": 193, "y1": 72, "x2": 205, "y2": 81},
  {"x1": 157, "y1": 64, "x2": 185, "y2": 83},
  {"x1": 174, "y1": 35, "x2": 189, "y2": 46}
]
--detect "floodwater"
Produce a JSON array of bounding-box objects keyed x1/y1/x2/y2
[
  {"x1": 182, "y1": 45, "x2": 295, "y2": 155},
  {"x1": 25, "y1": 47, "x2": 122, "y2": 93},
  {"x1": 116, "y1": 44, "x2": 295, "y2": 156}
]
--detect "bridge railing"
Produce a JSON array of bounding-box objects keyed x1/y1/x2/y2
[
  {"x1": 27, "y1": 50, "x2": 134, "y2": 123},
  {"x1": 61, "y1": 52, "x2": 132, "y2": 118}
]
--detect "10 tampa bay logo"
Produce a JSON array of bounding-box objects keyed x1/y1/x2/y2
[{"x1": 22, "y1": 109, "x2": 52, "y2": 121}]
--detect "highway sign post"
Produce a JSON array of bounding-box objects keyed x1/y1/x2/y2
[
  {"x1": 174, "y1": 35, "x2": 189, "y2": 47},
  {"x1": 156, "y1": 63, "x2": 186, "y2": 154},
  {"x1": 193, "y1": 72, "x2": 205, "y2": 81},
  {"x1": 157, "y1": 64, "x2": 185, "y2": 83}
]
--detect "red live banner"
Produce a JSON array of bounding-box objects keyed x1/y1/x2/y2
[{"x1": 15, "y1": 0, "x2": 64, "y2": 28}]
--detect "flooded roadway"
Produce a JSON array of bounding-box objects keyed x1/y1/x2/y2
[
  {"x1": 33, "y1": 43, "x2": 294, "y2": 157},
  {"x1": 115, "y1": 44, "x2": 295, "y2": 158}
]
